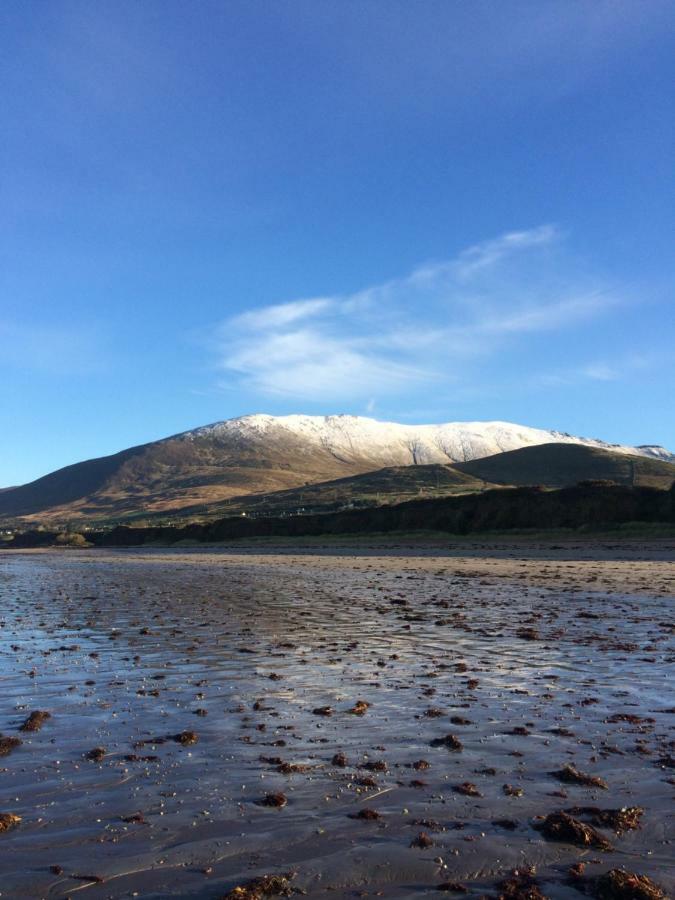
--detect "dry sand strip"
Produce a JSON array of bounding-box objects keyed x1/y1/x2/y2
[{"x1": 25, "y1": 538, "x2": 672, "y2": 597}]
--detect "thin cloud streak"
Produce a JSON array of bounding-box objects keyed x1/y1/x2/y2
[
  {"x1": 536, "y1": 352, "x2": 654, "y2": 389},
  {"x1": 452, "y1": 224, "x2": 559, "y2": 281}
]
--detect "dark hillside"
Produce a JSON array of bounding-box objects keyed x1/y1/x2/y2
[{"x1": 455, "y1": 443, "x2": 675, "y2": 489}]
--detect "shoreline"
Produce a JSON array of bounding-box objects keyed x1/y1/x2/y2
[{"x1": 3, "y1": 539, "x2": 674, "y2": 596}]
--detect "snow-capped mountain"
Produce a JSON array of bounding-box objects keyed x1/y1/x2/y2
[
  {"x1": 188, "y1": 413, "x2": 672, "y2": 465},
  {"x1": 1, "y1": 413, "x2": 672, "y2": 522}
]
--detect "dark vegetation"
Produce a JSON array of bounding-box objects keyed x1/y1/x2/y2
[{"x1": 5, "y1": 481, "x2": 674, "y2": 548}]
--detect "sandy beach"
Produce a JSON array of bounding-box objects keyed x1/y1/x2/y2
[{"x1": 0, "y1": 542, "x2": 673, "y2": 898}]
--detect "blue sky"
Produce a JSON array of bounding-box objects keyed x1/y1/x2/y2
[{"x1": 1, "y1": 0, "x2": 674, "y2": 486}]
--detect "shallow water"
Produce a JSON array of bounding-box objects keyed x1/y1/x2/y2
[{"x1": 0, "y1": 549, "x2": 673, "y2": 899}]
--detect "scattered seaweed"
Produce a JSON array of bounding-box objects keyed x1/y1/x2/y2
[
  {"x1": 0, "y1": 813, "x2": 21, "y2": 833},
  {"x1": 410, "y1": 831, "x2": 434, "y2": 848},
  {"x1": 593, "y1": 869, "x2": 665, "y2": 900},
  {"x1": 259, "y1": 792, "x2": 288, "y2": 808},
  {"x1": 497, "y1": 868, "x2": 546, "y2": 900},
  {"x1": 222, "y1": 872, "x2": 300, "y2": 900},
  {"x1": 85, "y1": 747, "x2": 106, "y2": 762},
  {"x1": 0, "y1": 735, "x2": 21, "y2": 756},
  {"x1": 361, "y1": 759, "x2": 387, "y2": 772},
  {"x1": 409, "y1": 818, "x2": 445, "y2": 831},
  {"x1": 430, "y1": 734, "x2": 463, "y2": 751},
  {"x1": 453, "y1": 782, "x2": 482, "y2": 797},
  {"x1": 277, "y1": 762, "x2": 310, "y2": 774},
  {"x1": 565, "y1": 805, "x2": 643, "y2": 834},
  {"x1": 174, "y1": 730, "x2": 198, "y2": 745},
  {"x1": 349, "y1": 808, "x2": 381, "y2": 820},
  {"x1": 503, "y1": 784, "x2": 524, "y2": 797},
  {"x1": 538, "y1": 811, "x2": 613, "y2": 850},
  {"x1": 553, "y1": 763, "x2": 608, "y2": 789},
  {"x1": 19, "y1": 711, "x2": 51, "y2": 732},
  {"x1": 121, "y1": 812, "x2": 146, "y2": 824}
]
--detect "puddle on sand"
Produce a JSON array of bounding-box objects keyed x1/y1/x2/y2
[{"x1": 0, "y1": 550, "x2": 673, "y2": 899}]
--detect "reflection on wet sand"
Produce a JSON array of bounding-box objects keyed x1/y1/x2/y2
[{"x1": 0, "y1": 546, "x2": 673, "y2": 899}]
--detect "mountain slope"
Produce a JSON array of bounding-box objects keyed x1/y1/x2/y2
[
  {"x1": 1, "y1": 414, "x2": 672, "y2": 523},
  {"x1": 455, "y1": 443, "x2": 675, "y2": 489},
  {"x1": 135, "y1": 445, "x2": 675, "y2": 523},
  {"x1": 169, "y1": 464, "x2": 494, "y2": 521}
]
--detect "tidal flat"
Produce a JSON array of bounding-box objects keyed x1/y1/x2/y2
[{"x1": 0, "y1": 544, "x2": 673, "y2": 899}]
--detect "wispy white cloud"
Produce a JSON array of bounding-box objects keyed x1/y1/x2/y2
[
  {"x1": 582, "y1": 362, "x2": 619, "y2": 382},
  {"x1": 212, "y1": 225, "x2": 620, "y2": 402},
  {"x1": 477, "y1": 290, "x2": 615, "y2": 335},
  {"x1": 220, "y1": 327, "x2": 427, "y2": 400},
  {"x1": 451, "y1": 224, "x2": 559, "y2": 281},
  {"x1": 535, "y1": 353, "x2": 653, "y2": 388},
  {"x1": 232, "y1": 297, "x2": 336, "y2": 331}
]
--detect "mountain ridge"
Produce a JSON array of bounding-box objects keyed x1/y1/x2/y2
[
  {"x1": 182, "y1": 413, "x2": 673, "y2": 462},
  {"x1": 1, "y1": 414, "x2": 672, "y2": 523}
]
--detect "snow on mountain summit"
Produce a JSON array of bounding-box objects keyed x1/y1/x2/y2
[{"x1": 186, "y1": 413, "x2": 672, "y2": 465}]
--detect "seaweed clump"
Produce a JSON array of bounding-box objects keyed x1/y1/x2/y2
[
  {"x1": 453, "y1": 782, "x2": 482, "y2": 797},
  {"x1": 86, "y1": 747, "x2": 106, "y2": 762},
  {"x1": 410, "y1": 831, "x2": 434, "y2": 848},
  {"x1": 0, "y1": 813, "x2": 21, "y2": 833},
  {"x1": 19, "y1": 711, "x2": 51, "y2": 732},
  {"x1": 0, "y1": 736, "x2": 21, "y2": 756},
  {"x1": 430, "y1": 734, "x2": 463, "y2": 751},
  {"x1": 349, "y1": 807, "x2": 381, "y2": 821},
  {"x1": 553, "y1": 763, "x2": 608, "y2": 789},
  {"x1": 593, "y1": 869, "x2": 665, "y2": 900},
  {"x1": 222, "y1": 871, "x2": 298, "y2": 899},
  {"x1": 259, "y1": 792, "x2": 288, "y2": 808},
  {"x1": 538, "y1": 811, "x2": 612, "y2": 850},
  {"x1": 566, "y1": 805, "x2": 643, "y2": 834},
  {"x1": 497, "y1": 868, "x2": 546, "y2": 900}
]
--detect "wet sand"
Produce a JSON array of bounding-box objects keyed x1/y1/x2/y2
[{"x1": 0, "y1": 543, "x2": 673, "y2": 898}]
